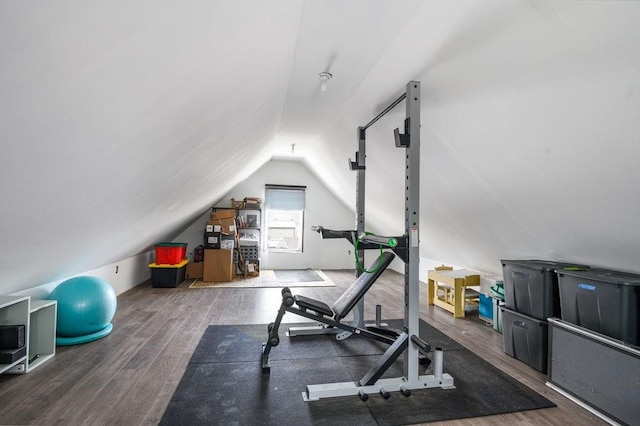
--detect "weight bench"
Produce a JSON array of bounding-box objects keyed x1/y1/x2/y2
[{"x1": 262, "y1": 252, "x2": 399, "y2": 371}]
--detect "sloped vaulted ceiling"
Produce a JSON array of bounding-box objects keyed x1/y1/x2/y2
[{"x1": 1, "y1": 0, "x2": 640, "y2": 295}]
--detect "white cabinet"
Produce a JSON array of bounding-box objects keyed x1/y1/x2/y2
[
  {"x1": 0, "y1": 296, "x2": 30, "y2": 374},
  {"x1": 26, "y1": 300, "x2": 57, "y2": 372},
  {"x1": 0, "y1": 296, "x2": 56, "y2": 375}
]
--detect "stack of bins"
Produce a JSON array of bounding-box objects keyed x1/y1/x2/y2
[
  {"x1": 149, "y1": 243, "x2": 189, "y2": 288},
  {"x1": 549, "y1": 268, "x2": 640, "y2": 424},
  {"x1": 479, "y1": 275, "x2": 502, "y2": 325},
  {"x1": 500, "y1": 260, "x2": 589, "y2": 372},
  {"x1": 556, "y1": 268, "x2": 640, "y2": 346},
  {"x1": 490, "y1": 282, "x2": 505, "y2": 333}
]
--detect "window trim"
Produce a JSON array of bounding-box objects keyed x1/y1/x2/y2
[{"x1": 264, "y1": 185, "x2": 306, "y2": 254}]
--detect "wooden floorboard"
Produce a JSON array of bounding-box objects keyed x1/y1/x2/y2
[{"x1": 0, "y1": 269, "x2": 608, "y2": 426}]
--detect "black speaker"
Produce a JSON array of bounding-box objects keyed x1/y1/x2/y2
[
  {"x1": 0, "y1": 346, "x2": 27, "y2": 364},
  {"x1": 0, "y1": 325, "x2": 26, "y2": 349}
]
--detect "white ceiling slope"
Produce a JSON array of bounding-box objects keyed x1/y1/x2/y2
[{"x1": 1, "y1": 1, "x2": 640, "y2": 294}]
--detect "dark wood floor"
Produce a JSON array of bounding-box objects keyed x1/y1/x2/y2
[{"x1": 0, "y1": 269, "x2": 607, "y2": 425}]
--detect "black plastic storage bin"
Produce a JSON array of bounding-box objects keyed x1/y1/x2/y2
[
  {"x1": 501, "y1": 260, "x2": 589, "y2": 320},
  {"x1": 502, "y1": 307, "x2": 548, "y2": 373},
  {"x1": 149, "y1": 260, "x2": 188, "y2": 288},
  {"x1": 557, "y1": 268, "x2": 640, "y2": 346}
]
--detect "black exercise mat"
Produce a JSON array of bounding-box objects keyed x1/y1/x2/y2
[
  {"x1": 274, "y1": 269, "x2": 324, "y2": 282},
  {"x1": 160, "y1": 320, "x2": 555, "y2": 425}
]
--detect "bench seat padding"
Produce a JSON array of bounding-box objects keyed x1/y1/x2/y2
[
  {"x1": 332, "y1": 252, "x2": 396, "y2": 321},
  {"x1": 294, "y1": 295, "x2": 333, "y2": 317}
]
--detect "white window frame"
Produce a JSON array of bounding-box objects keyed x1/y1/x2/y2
[{"x1": 264, "y1": 185, "x2": 305, "y2": 254}]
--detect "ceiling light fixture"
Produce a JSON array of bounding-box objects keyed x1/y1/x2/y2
[{"x1": 319, "y1": 72, "x2": 332, "y2": 92}]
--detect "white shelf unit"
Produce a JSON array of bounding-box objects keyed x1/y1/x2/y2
[
  {"x1": 0, "y1": 296, "x2": 30, "y2": 374},
  {"x1": 0, "y1": 296, "x2": 57, "y2": 375},
  {"x1": 26, "y1": 299, "x2": 57, "y2": 372},
  {"x1": 237, "y1": 209, "x2": 261, "y2": 271}
]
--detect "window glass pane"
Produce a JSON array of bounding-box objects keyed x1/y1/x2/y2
[
  {"x1": 266, "y1": 209, "x2": 303, "y2": 253},
  {"x1": 265, "y1": 186, "x2": 305, "y2": 253}
]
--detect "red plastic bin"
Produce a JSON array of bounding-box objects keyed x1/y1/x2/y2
[{"x1": 154, "y1": 242, "x2": 188, "y2": 265}]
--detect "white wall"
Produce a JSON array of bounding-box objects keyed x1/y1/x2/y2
[
  {"x1": 172, "y1": 157, "x2": 467, "y2": 277},
  {"x1": 171, "y1": 212, "x2": 212, "y2": 262},
  {"x1": 12, "y1": 251, "x2": 153, "y2": 299},
  {"x1": 8, "y1": 151, "x2": 478, "y2": 301},
  {"x1": 175, "y1": 158, "x2": 356, "y2": 270}
]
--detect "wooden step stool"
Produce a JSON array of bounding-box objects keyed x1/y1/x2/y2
[{"x1": 427, "y1": 266, "x2": 481, "y2": 318}]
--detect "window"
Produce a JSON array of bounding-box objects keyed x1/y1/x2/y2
[{"x1": 265, "y1": 185, "x2": 305, "y2": 253}]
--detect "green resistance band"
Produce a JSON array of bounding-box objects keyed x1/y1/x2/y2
[{"x1": 354, "y1": 231, "x2": 397, "y2": 273}]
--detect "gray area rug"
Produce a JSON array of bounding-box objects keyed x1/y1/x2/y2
[
  {"x1": 189, "y1": 269, "x2": 334, "y2": 288},
  {"x1": 274, "y1": 269, "x2": 324, "y2": 282}
]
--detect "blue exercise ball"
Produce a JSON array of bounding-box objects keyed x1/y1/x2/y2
[{"x1": 49, "y1": 276, "x2": 117, "y2": 338}]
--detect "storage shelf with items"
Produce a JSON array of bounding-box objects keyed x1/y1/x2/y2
[
  {"x1": 236, "y1": 205, "x2": 261, "y2": 277},
  {"x1": 211, "y1": 198, "x2": 261, "y2": 279},
  {"x1": 237, "y1": 207, "x2": 260, "y2": 249},
  {"x1": 237, "y1": 208, "x2": 261, "y2": 229},
  {"x1": 0, "y1": 296, "x2": 30, "y2": 374},
  {"x1": 1, "y1": 296, "x2": 57, "y2": 375}
]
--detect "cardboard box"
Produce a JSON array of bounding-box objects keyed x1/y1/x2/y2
[
  {"x1": 207, "y1": 217, "x2": 236, "y2": 235},
  {"x1": 211, "y1": 209, "x2": 236, "y2": 220},
  {"x1": 186, "y1": 262, "x2": 203, "y2": 279},
  {"x1": 203, "y1": 249, "x2": 234, "y2": 282},
  {"x1": 247, "y1": 261, "x2": 260, "y2": 277},
  {"x1": 204, "y1": 232, "x2": 221, "y2": 249},
  {"x1": 243, "y1": 197, "x2": 261, "y2": 209},
  {"x1": 220, "y1": 234, "x2": 236, "y2": 250}
]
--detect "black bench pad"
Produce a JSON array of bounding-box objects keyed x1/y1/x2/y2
[
  {"x1": 294, "y1": 295, "x2": 333, "y2": 317},
  {"x1": 332, "y1": 251, "x2": 395, "y2": 321}
]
